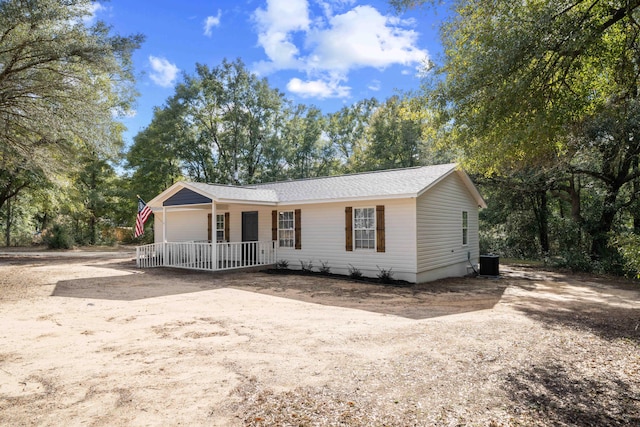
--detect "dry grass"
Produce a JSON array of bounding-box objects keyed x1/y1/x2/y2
[{"x1": 0, "y1": 253, "x2": 638, "y2": 426}]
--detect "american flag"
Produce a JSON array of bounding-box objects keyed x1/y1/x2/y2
[{"x1": 135, "y1": 197, "x2": 152, "y2": 238}]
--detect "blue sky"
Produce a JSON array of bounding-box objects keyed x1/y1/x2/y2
[{"x1": 88, "y1": 0, "x2": 447, "y2": 146}]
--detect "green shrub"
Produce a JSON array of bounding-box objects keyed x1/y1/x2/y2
[
  {"x1": 377, "y1": 266, "x2": 394, "y2": 284},
  {"x1": 318, "y1": 260, "x2": 331, "y2": 274},
  {"x1": 348, "y1": 264, "x2": 362, "y2": 279},
  {"x1": 44, "y1": 224, "x2": 74, "y2": 249},
  {"x1": 611, "y1": 233, "x2": 640, "y2": 279},
  {"x1": 299, "y1": 260, "x2": 314, "y2": 272}
]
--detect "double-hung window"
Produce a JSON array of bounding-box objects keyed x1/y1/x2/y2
[
  {"x1": 462, "y1": 211, "x2": 468, "y2": 245},
  {"x1": 216, "y1": 214, "x2": 225, "y2": 242},
  {"x1": 354, "y1": 207, "x2": 375, "y2": 250},
  {"x1": 278, "y1": 211, "x2": 295, "y2": 248}
]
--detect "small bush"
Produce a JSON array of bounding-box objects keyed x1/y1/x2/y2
[
  {"x1": 276, "y1": 259, "x2": 289, "y2": 269},
  {"x1": 44, "y1": 224, "x2": 74, "y2": 249},
  {"x1": 318, "y1": 260, "x2": 331, "y2": 274},
  {"x1": 610, "y1": 233, "x2": 640, "y2": 278},
  {"x1": 348, "y1": 264, "x2": 362, "y2": 279},
  {"x1": 552, "y1": 250, "x2": 595, "y2": 273},
  {"x1": 377, "y1": 266, "x2": 394, "y2": 284},
  {"x1": 299, "y1": 260, "x2": 314, "y2": 273}
]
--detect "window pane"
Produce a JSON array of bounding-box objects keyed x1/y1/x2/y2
[
  {"x1": 354, "y1": 208, "x2": 376, "y2": 250},
  {"x1": 216, "y1": 214, "x2": 225, "y2": 242},
  {"x1": 279, "y1": 211, "x2": 295, "y2": 248},
  {"x1": 462, "y1": 211, "x2": 468, "y2": 245}
]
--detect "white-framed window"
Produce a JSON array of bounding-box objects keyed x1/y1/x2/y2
[
  {"x1": 354, "y1": 207, "x2": 375, "y2": 250},
  {"x1": 278, "y1": 211, "x2": 294, "y2": 248},
  {"x1": 216, "y1": 213, "x2": 225, "y2": 242},
  {"x1": 462, "y1": 211, "x2": 468, "y2": 245}
]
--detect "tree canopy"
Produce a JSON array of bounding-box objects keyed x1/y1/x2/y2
[
  {"x1": 0, "y1": 0, "x2": 142, "y2": 244},
  {"x1": 391, "y1": 0, "x2": 640, "y2": 271}
]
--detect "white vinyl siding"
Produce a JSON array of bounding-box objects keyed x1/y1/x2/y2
[
  {"x1": 275, "y1": 199, "x2": 417, "y2": 282},
  {"x1": 416, "y1": 172, "x2": 480, "y2": 282},
  {"x1": 224, "y1": 204, "x2": 274, "y2": 243},
  {"x1": 154, "y1": 209, "x2": 208, "y2": 243}
]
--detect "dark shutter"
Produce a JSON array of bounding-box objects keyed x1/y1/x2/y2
[
  {"x1": 207, "y1": 213, "x2": 212, "y2": 242},
  {"x1": 272, "y1": 210, "x2": 278, "y2": 242},
  {"x1": 376, "y1": 205, "x2": 385, "y2": 253},
  {"x1": 345, "y1": 207, "x2": 353, "y2": 251},
  {"x1": 294, "y1": 209, "x2": 301, "y2": 250},
  {"x1": 224, "y1": 212, "x2": 230, "y2": 242}
]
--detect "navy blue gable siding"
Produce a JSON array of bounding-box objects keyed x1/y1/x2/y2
[{"x1": 163, "y1": 188, "x2": 212, "y2": 206}]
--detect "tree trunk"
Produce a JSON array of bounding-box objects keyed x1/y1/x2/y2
[
  {"x1": 633, "y1": 159, "x2": 640, "y2": 234},
  {"x1": 89, "y1": 215, "x2": 96, "y2": 245},
  {"x1": 531, "y1": 190, "x2": 550, "y2": 254},
  {"x1": 538, "y1": 191, "x2": 550, "y2": 254},
  {"x1": 4, "y1": 197, "x2": 11, "y2": 247},
  {"x1": 590, "y1": 186, "x2": 620, "y2": 259}
]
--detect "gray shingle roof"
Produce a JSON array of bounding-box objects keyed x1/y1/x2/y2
[
  {"x1": 187, "y1": 182, "x2": 278, "y2": 203},
  {"x1": 248, "y1": 163, "x2": 458, "y2": 203},
  {"x1": 149, "y1": 163, "x2": 485, "y2": 207}
]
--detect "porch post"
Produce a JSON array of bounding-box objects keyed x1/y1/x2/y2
[
  {"x1": 211, "y1": 201, "x2": 217, "y2": 270},
  {"x1": 162, "y1": 206, "x2": 167, "y2": 266}
]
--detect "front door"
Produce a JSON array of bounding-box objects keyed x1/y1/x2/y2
[{"x1": 242, "y1": 211, "x2": 258, "y2": 264}]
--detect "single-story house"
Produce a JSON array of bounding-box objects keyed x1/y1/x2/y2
[{"x1": 136, "y1": 163, "x2": 486, "y2": 283}]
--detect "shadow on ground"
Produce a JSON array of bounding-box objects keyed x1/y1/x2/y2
[
  {"x1": 50, "y1": 260, "x2": 507, "y2": 320},
  {"x1": 500, "y1": 266, "x2": 640, "y2": 343},
  {"x1": 504, "y1": 362, "x2": 640, "y2": 426}
]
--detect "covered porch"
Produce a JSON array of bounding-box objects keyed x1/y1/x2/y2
[
  {"x1": 135, "y1": 240, "x2": 277, "y2": 271},
  {"x1": 135, "y1": 183, "x2": 280, "y2": 272}
]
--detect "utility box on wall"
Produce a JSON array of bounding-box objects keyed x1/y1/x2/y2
[{"x1": 479, "y1": 255, "x2": 499, "y2": 276}]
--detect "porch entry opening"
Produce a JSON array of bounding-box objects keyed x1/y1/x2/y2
[{"x1": 242, "y1": 211, "x2": 259, "y2": 264}]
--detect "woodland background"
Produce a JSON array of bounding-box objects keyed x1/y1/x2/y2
[{"x1": 1, "y1": 0, "x2": 639, "y2": 277}]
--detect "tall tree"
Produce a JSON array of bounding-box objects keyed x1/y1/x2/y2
[
  {"x1": 401, "y1": 0, "x2": 640, "y2": 260},
  {"x1": 127, "y1": 103, "x2": 185, "y2": 200},
  {"x1": 175, "y1": 58, "x2": 285, "y2": 184},
  {"x1": 0, "y1": 0, "x2": 143, "y2": 210},
  {"x1": 281, "y1": 104, "x2": 326, "y2": 179},
  {"x1": 362, "y1": 96, "x2": 423, "y2": 170},
  {"x1": 325, "y1": 98, "x2": 378, "y2": 172}
]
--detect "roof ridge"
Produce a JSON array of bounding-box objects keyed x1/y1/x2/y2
[
  {"x1": 191, "y1": 182, "x2": 274, "y2": 191},
  {"x1": 246, "y1": 163, "x2": 457, "y2": 188}
]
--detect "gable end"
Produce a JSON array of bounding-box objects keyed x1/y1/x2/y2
[{"x1": 163, "y1": 188, "x2": 212, "y2": 206}]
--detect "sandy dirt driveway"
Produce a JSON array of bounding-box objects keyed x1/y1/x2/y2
[{"x1": 0, "y1": 251, "x2": 639, "y2": 426}]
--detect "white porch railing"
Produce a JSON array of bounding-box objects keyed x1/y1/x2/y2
[{"x1": 136, "y1": 241, "x2": 277, "y2": 272}]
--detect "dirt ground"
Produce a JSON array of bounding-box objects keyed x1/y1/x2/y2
[{"x1": 0, "y1": 250, "x2": 638, "y2": 426}]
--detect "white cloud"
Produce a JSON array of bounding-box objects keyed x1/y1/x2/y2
[
  {"x1": 287, "y1": 77, "x2": 350, "y2": 99},
  {"x1": 81, "y1": 2, "x2": 106, "y2": 26},
  {"x1": 306, "y1": 6, "x2": 427, "y2": 72},
  {"x1": 203, "y1": 10, "x2": 222, "y2": 36},
  {"x1": 368, "y1": 79, "x2": 381, "y2": 91},
  {"x1": 148, "y1": 56, "x2": 180, "y2": 88},
  {"x1": 252, "y1": 0, "x2": 310, "y2": 73},
  {"x1": 252, "y1": 1, "x2": 428, "y2": 99}
]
